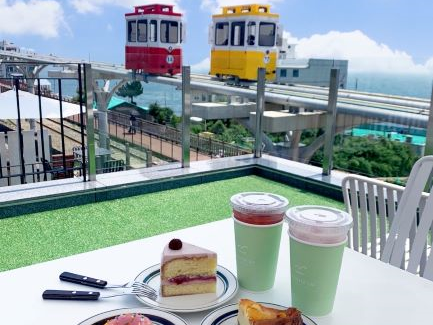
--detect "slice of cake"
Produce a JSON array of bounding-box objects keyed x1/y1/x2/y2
[
  {"x1": 238, "y1": 299, "x2": 303, "y2": 325},
  {"x1": 160, "y1": 238, "x2": 217, "y2": 297}
]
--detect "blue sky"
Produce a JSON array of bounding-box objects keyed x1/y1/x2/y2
[{"x1": 1, "y1": 0, "x2": 433, "y2": 74}]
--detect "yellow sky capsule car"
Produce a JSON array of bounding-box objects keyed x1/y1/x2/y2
[{"x1": 209, "y1": 4, "x2": 282, "y2": 82}]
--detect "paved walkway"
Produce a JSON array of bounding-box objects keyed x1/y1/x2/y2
[{"x1": 107, "y1": 123, "x2": 211, "y2": 162}]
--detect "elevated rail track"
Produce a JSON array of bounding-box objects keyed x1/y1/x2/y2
[{"x1": 0, "y1": 49, "x2": 430, "y2": 129}]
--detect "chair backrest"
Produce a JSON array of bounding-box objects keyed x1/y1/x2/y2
[
  {"x1": 381, "y1": 155, "x2": 433, "y2": 279},
  {"x1": 342, "y1": 156, "x2": 433, "y2": 279},
  {"x1": 342, "y1": 174, "x2": 405, "y2": 259}
]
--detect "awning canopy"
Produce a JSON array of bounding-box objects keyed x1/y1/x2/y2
[{"x1": 0, "y1": 89, "x2": 82, "y2": 119}]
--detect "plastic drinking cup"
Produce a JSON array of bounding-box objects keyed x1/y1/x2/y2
[
  {"x1": 231, "y1": 192, "x2": 289, "y2": 291},
  {"x1": 285, "y1": 206, "x2": 353, "y2": 316}
]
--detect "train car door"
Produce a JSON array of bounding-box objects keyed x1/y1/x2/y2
[
  {"x1": 213, "y1": 21, "x2": 230, "y2": 71},
  {"x1": 229, "y1": 20, "x2": 245, "y2": 75},
  {"x1": 160, "y1": 19, "x2": 180, "y2": 73},
  {"x1": 136, "y1": 18, "x2": 148, "y2": 70},
  {"x1": 147, "y1": 18, "x2": 159, "y2": 72},
  {"x1": 126, "y1": 18, "x2": 138, "y2": 69}
]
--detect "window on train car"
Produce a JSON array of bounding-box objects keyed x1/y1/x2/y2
[
  {"x1": 150, "y1": 20, "x2": 157, "y2": 42},
  {"x1": 247, "y1": 22, "x2": 256, "y2": 46},
  {"x1": 280, "y1": 69, "x2": 287, "y2": 78},
  {"x1": 128, "y1": 20, "x2": 137, "y2": 42},
  {"x1": 137, "y1": 20, "x2": 147, "y2": 43},
  {"x1": 215, "y1": 22, "x2": 229, "y2": 46},
  {"x1": 231, "y1": 21, "x2": 245, "y2": 46},
  {"x1": 161, "y1": 20, "x2": 179, "y2": 43},
  {"x1": 293, "y1": 69, "x2": 299, "y2": 78},
  {"x1": 180, "y1": 23, "x2": 183, "y2": 43},
  {"x1": 259, "y1": 22, "x2": 275, "y2": 46}
]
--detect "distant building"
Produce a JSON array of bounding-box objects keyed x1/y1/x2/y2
[
  {"x1": 0, "y1": 41, "x2": 37, "y2": 79},
  {"x1": 0, "y1": 40, "x2": 19, "y2": 52},
  {"x1": 108, "y1": 97, "x2": 149, "y2": 118},
  {"x1": 275, "y1": 43, "x2": 348, "y2": 88},
  {"x1": 33, "y1": 79, "x2": 52, "y2": 95}
]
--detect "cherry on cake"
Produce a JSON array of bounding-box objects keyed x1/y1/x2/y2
[
  {"x1": 160, "y1": 239, "x2": 217, "y2": 297},
  {"x1": 238, "y1": 299, "x2": 303, "y2": 325}
]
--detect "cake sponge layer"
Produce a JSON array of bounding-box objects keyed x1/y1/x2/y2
[
  {"x1": 161, "y1": 257, "x2": 217, "y2": 279},
  {"x1": 162, "y1": 282, "x2": 216, "y2": 297}
]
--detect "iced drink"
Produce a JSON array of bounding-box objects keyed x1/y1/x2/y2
[
  {"x1": 231, "y1": 192, "x2": 289, "y2": 291},
  {"x1": 286, "y1": 205, "x2": 352, "y2": 316}
]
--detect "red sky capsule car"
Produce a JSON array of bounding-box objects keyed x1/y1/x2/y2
[{"x1": 125, "y1": 4, "x2": 183, "y2": 75}]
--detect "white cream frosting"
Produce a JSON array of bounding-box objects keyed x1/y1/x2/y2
[{"x1": 161, "y1": 241, "x2": 217, "y2": 264}]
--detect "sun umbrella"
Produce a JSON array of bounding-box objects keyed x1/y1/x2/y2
[{"x1": 0, "y1": 89, "x2": 83, "y2": 119}]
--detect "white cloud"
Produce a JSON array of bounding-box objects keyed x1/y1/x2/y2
[
  {"x1": 191, "y1": 57, "x2": 210, "y2": 73},
  {"x1": 426, "y1": 57, "x2": 433, "y2": 74},
  {"x1": 70, "y1": 0, "x2": 182, "y2": 14},
  {"x1": 200, "y1": 0, "x2": 282, "y2": 14},
  {"x1": 0, "y1": 0, "x2": 66, "y2": 38},
  {"x1": 283, "y1": 30, "x2": 432, "y2": 74}
]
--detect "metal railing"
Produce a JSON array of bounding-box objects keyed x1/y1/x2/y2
[
  {"x1": 94, "y1": 111, "x2": 250, "y2": 159},
  {"x1": 0, "y1": 62, "x2": 88, "y2": 186}
]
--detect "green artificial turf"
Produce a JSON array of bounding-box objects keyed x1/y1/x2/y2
[{"x1": 0, "y1": 175, "x2": 344, "y2": 272}]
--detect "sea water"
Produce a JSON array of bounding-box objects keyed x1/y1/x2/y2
[{"x1": 347, "y1": 72, "x2": 432, "y2": 99}]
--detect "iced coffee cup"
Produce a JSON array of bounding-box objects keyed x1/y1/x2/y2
[
  {"x1": 230, "y1": 192, "x2": 289, "y2": 291},
  {"x1": 285, "y1": 205, "x2": 352, "y2": 316}
]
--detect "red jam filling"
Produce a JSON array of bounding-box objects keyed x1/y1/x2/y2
[{"x1": 168, "y1": 275, "x2": 216, "y2": 285}]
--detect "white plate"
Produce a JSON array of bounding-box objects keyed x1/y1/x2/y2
[
  {"x1": 77, "y1": 307, "x2": 187, "y2": 325},
  {"x1": 200, "y1": 302, "x2": 318, "y2": 325},
  {"x1": 134, "y1": 264, "x2": 238, "y2": 313}
]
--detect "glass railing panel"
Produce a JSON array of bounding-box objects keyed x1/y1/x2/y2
[
  {"x1": 260, "y1": 68, "x2": 433, "y2": 184},
  {"x1": 331, "y1": 88, "x2": 429, "y2": 184}
]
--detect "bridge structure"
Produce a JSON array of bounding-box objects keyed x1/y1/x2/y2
[{"x1": 1, "y1": 49, "x2": 433, "y2": 173}]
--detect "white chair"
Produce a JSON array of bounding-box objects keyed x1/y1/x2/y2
[
  {"x1": 342, "y1": 174, "x2": 405, "y2": 259},
  {"x1": 381, "y1": 155, "x2": 433, "y2": 279},
  {"x1": 342, "y1": 155, "x2": 433, "y2": 279}
]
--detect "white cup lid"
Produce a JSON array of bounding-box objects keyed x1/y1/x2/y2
[
  {"x1": 285, "y1": 205, "x2": 353, "y2": 244},
  {"x1": 230, "y1": 192, "x2": 289, "y2": 215}
]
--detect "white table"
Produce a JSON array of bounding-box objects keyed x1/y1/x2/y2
[{"x1": 1, "y1": 219, "x2": 433, "y2": 324}]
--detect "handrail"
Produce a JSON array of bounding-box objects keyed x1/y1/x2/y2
[{"x1": 105, "y1": 111, "x2": 251, "y2": 157}]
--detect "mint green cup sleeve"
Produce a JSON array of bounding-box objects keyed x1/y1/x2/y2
[
  {"x1": 290, "y1": 236, "x2": 345, "y2": 316},
  {"x1": 234, "y1": 219, "x2": 282, "y2": 291}
]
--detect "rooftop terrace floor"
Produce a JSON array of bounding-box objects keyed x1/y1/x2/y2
[
  {"x1": 0, "y1": 175, "x2": 343, "y2": 272},
  {"x1": 0, "y1": 154, "x2": 348, "y2": 272}
]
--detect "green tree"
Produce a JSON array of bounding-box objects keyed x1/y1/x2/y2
[
  {"x1": 209, "y1": 120, "x2": 226, "y2": 135},
  {"x1": 170, "y1": 114, "x2": 181, "y2": 128},
  {"x1": 191, "y1": 124, "x2": 204, "y2": 134},
  {"x1": 116, "y1": 81, "x2": 143, "y2": 104},
  {"x1": 220, "y1": 122, "x2": 250, "y2": 144},
  {"x1": 310, "y1": 136, "x2": 418, "y2": 177},
  {"x1": 148, "y1": 102, "x2": 179, "y2": 127}
]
